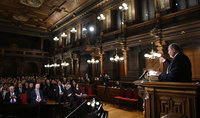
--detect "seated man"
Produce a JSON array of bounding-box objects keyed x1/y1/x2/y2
[
  {"x1": 55, "y1": 81, "x2": 64, "y2": 103},
  {"x1": 31, "y1": 84, "x2": 46, "y2": 104},
  {"x1": 64, "y1": 84, "x2": 74, "y2": 104},
  {"x1": 0, "y1": 92, "x2": 3, "y2": 104},
  {"x1": 15, "y1": 82, "x2": 25, "y2": 95},
  {"x1": 113, "y1": 81, "x2": 120, "y2": 88},
  {"x1": 27, "y1": 82, "x2": 34, "y2": 104},
  {"x1": 5, "y1": 86, "x2": 20, "y2": 104}
]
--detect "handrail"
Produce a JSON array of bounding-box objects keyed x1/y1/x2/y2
[{"x1": 102, "y1": 5, "x2": 200, "y2": 38}]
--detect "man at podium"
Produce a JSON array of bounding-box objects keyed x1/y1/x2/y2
[{"x1": 158, "y1": 43, "x2": 192, "y2": 82}]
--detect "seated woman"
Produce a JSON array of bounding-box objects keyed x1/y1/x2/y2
[{"x1": 74, "y1": 84, "x2": 83, "y2": 104}]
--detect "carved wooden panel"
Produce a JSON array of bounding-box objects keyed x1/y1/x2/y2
[{"x1": 157, "y1": 96, "x2": 187, "y2": 117}]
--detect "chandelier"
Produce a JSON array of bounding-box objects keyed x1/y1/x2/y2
[
  {"x1": 61, "y1": 32, "x2": 67, "y2": 37},
  {"x1": 44, "y1": 64, "x2": 50, "y2": 68},
  {"x1": 61, "y1": 62, "x2": 69, "y2": 66},
  {"x1": 52, "y1": 63, "x2": 60, "y2": 67},
  {"x1": 119, "y1": 3, "x2": 128, "y2": 11},
  {"x1": 110, "y1": 49, "x2": 124, "y2": 62},
  {"x1": 44, "y1": 63, "x2": 60, "y2": 68},
  {"x1": 70, "y1": 27, "x2": 77, "y2": 33},
  {"x1": 87, "y1": 58, "x2": 99, "y2": 64},
  {"x1": 144, "y1": 42, "x2": 161, "y2": 59},
  {"x1": 97, "y1": 14, "x2": 105, "y2": 21},
  {"x1": 53, "y1": 36, "x2": 59, "y2": 41}
]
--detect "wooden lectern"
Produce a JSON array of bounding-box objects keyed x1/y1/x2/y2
[{"x1": 134, "y1": 80, "x2": 200, "y2": 118}]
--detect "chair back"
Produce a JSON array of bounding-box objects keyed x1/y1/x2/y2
[
  {"x1": 87, "y1": 87, "x2": 92, "y2": 95},
  {"x1": 126, "y1": 89, "x2": 132, "y2": 98},
  {"x1": 133, "y1": 89, "x2": 139, "y2": 99},
  {"x1": 119, "y1": 88, "x2": 125, "y2": 97},
  {"x1": 81, "y1": 87, "x2": 85, "y2": 94},
  {"x1": 21, "y1": 93, "x2": 27, "y2": 104}
]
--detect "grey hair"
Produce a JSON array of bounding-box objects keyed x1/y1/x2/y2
[
  {"x1": 9, "y1": 86, "x2": 14, "y2": 90},
  {"x1": 169, "y1": 43, "x2": 182, "y2": 52}
]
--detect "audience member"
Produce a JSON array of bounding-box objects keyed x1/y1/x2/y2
[
  {"x1": 64, "y1": 84, "x2": 74, "y2": 104},
  {"x1": 74, "y1": 84, "x2": 83, "y2": 104},
  {"x1": 27, "y1": 82, "x2": 34, "y2": 104},
  {"x1": 31, "y1": 84, "x2": 46, "y2": 104},
  {"x1": 55, "y1": 81, "x2": 64, "y2": 103},
  {"x1": 5, "y1": 86, "x2": 20, "y2": 104}
]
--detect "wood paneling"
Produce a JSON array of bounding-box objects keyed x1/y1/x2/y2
[
  {"x1": 183, "y1": 44, "x2": 200, "y2": 81},
  {"x1": 135, "y1": 80, "x2": 200, "y2": 118}
]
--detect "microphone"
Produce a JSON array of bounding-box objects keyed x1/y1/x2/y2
[{"x1": 138, "y1": 70, "x2": 149, "y2": 80}]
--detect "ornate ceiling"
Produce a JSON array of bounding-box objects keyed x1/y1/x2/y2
[{"x1": 0, "y1": 0, "x2": 96, "y2": 36}]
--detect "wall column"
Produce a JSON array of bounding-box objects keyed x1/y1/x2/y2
[
  {"x1": 71, "y1": 57, "x2": 74, "y2": 75},
  {"x1": 53, "y1": 60, "x2": 56, "y2": 76},
  {"x1": 123, "y1": 49, "x2": 128, "y2": 77},
  {"x1": 100, "y1": 53, "x2": 104, "y2": 75},
  {"x1": 92, "y1": 63, "x2": 95, "y2": 78},
  {"x1": 41, "y1": 38, "x2": 44, "y2": 51},
  {"x1": 76, "y1": 58, "x2": 80, "y2": 75},
  {"x1": 61, "y1": 59, "x2": 64, "y2": 76}
]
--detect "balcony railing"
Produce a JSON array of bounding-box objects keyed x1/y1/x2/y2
[{"x1": 0, "y1": 48, "x2": 49, "y2": 58}]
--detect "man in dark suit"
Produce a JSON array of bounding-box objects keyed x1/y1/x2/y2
[
  {"x1": 55, "y1": 81, "x2": 64, "y2": 103},
  {"x1": 27, "y1": 82, "x2": 34, "y2": 104},
  {"x1": 31, "y1": 84, "x2": 46, "y2": 104},
  {"x1": 0, "y1": 92, "x2": 3, "y2": 104},
  {"x1": 15, "y1": 82, "x2": 25, "y2": 95},
  {"x1": 5, "y1": 86, "x2": 20, "y2": 104},
  {"x1": 158, "y1": 43, "x2": 192, "y2": 82},
  {"x1": 64, "y1": 84, "x2": 74, "y2": 104}
]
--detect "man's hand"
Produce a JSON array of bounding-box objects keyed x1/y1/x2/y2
[
  {"x1": 155, "y1": 71, "x2": 162, "y2": 76},
  {"x1": 160, "y1": 54, "x2": 166, "y2": 63},
  {"x1": 68, "y1": 93, "x2": 71, "y2": 97},
  {"x1": 37, "y1": 99, "x2": 41, "y2": 103}
]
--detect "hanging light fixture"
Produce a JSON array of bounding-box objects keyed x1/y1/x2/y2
[
  {"x1": 87, "y1": 58, "x2": 99, "y2": 64},
  {"x1": 70, "y1": 27, "x2": 77, "y2": 33},
  {"x1": 82, "y1": 28, "x2": 87, "y2": 31},
  {"x1": 110, "y1": 48, "x2": 124, "y2": 62},
  {"x1": 61, "y1": 32, "x2": 67, "y2": 37},
  {"x1": 61, "y1": 62, "x2": 69, "y2": 66},
  {"x1": 53, "y1": 36, "x2": 59, "y2": 41},
  {"x1": 49, "y1": 63, "x2": 60, "y2": 67},
  {"x1": 144, "y1": 42, "x2": 161, "y2": 59},
  {"x1": 119, "y1": 3, "x2": 128, "y2": 11},
  {"x1": 44, "y1": 64, "x2": 50, "y2": 68},
  {"x1": 97, "y1": 14, "x2": 105, "y2": 21}
]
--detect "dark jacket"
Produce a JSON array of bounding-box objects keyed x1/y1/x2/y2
[
  {"x1": 159, "y1": 52, "x2": 192, "y2": 82},
  {"x1": 31, "y1": 89, "x2": 44, "y2": 104},
  {"x1": 5, "y1": 91, "x2": 21, "y2": 104},
  {"x1": 27, "y1": 87, "x2": 34, "y2": 104},
  {"x1": 55, "y1": 85, "x2": 64, "y2": 97},
  {"x1": 0, "y1": 92, "x2": 3, "y2": 104},
  {"x1": 15, "y1": 87, "x2": 25, "y2": 94}
]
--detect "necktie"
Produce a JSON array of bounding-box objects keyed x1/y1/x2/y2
[
  {"x1": 166, "y1": 66, "x2": 169, "y2": 74},
  {"x1": 11, "y1": 92, "x2": 14, "y2": 103},
  {"x1": 36, "y1": 90, "x2": 41, "y2": 101}
]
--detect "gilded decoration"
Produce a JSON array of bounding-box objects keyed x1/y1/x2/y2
[
  {"x1": 20, "y1": 0, "x2": 44, "y2": 8},
  {"x1": 13, "y1": 15, "x2": 29, "y2": 22}
]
